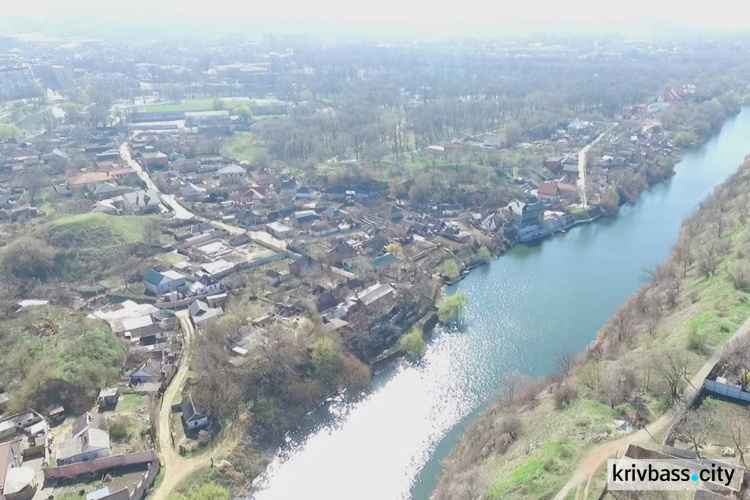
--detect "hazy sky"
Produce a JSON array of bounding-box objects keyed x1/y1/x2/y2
[{"x1": 5, "y1": 0, "x2": 750, "y2": 37}]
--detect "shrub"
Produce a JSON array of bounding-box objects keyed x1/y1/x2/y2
[
  {"x1": 554, "y1": 383, "x2": 578, "y2": 408},
  {"x1": 108, "y1": 416, "x2": 134, "y2": 443},
  {"x1": 399, "y1": 327, "x2": 427, "y2": 357}
]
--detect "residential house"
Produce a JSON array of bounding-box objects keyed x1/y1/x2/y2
[
  {"x1": 217, "y1": 164, "x2": 247, "y2": 186},
  {"x1": 309, "y1": 220, "x2": 339, "y2": 237},
  {"x1": 129, "y1": 360, "x2": 162, "y2": 385},
  {"x1": 355, "y1": 282, "x2": 394, "y2": 309},
  {"x1": 325, "y1": 241, "x2": 357, "y2": 266},
  {"x1": 265, "y1": 221, "x2": 292, "y2": 239},
  {"x1": 181, "y1": 183, "x2": 207, "y2": 202},
  {"x1": 537, "y1": 182, "x2": 560, "y2": 202},
  {"x1": 440, "y1": 225, "x2": 471, "y2": 243},
  {"x1": 543, "y1": 157, "x2": 563, "y2": 174},
  {"x1": 265, "y1": 269, "x2": 291, "y2": 286},
  {"x1": 137, "y1": 151, "x2": 169, "y2": 169},
  {"x1": 56, "y1": 413, "x2": 110, "y2": 466},
  {"x1": 1, "y1": 440, "x2": 36, "y2": 500},
  {"x1": 181, "y1": 393, "x2": 209, "y2": 430},
  {"x1": 237, "y1": 209, "x2": 264, "y2": 228},
  {"x1": 482, "y1": 134, "x2": 505, "y2": 148},
  {"x1": 68, "y1": 172, "x2": 112, "y2": 192},
  {"x1": 96, "y1": 387, "x2": 120, "y2": 409},
  {"x1": 371, "y1": 252, "x2": 397, "y2": 267},
  {"x1": 189, "y1": 299, "x2": 224, "y2": 326},
  {"x1": 240, "y1": 186, "x2": 266, "y2": 204},
  {"x1": 561, "y1": 163, "x2": 579, "y2": 183},
  {"x1": 294, "y1": 210, "x2": 317, "y2": 224},
  {"x1": 379, "y1": 204, "x2": 404, "y2": 222},
  {"x1": 557, "y1": 182, "x2": 579, "y2": 200},
  {"x1": 90, "y1": 182, "x2": 131, "y2": 200},
  {"x1": 143, "y1": 269, "x2": 188, "y2": 296},
  {"x1": 567, "y1": 118, "x2": 593, "y2": 137},
  {"x1": 42, "y1": 148, "x2": 70, "y2": 165},
  {"x1": 95, "y1": 150, "x2": 121, "y2": 163},
  {"x1": 123, "y1": 189, "x2": 162, "y2": 215},
  {"x1": 106, "y1": 168, "x2": 139, "y2": 184},
  {"x1": 505, "y1": 200, "x2": 544, "y2": 228},
  {"x1": 172, "y1": 158, "x2": 201, "y2": 174}
]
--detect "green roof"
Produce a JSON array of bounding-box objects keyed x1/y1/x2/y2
[{"x1": 143, "y1": 269, "x2": 164, "y2": 286}]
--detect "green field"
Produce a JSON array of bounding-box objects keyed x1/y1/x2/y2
[
  {"x1": 145, "y1": 97, "x2": 251, "y2": 113},
  {"x1": 221, "y1": 132, "x2": 259, "y2": 162},
  {"x1": 44, "y1": 213, "x2": 160, "y2": 255}
]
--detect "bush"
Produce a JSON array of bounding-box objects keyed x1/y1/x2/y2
[
  {"x1": 476, "y1": 245, "x2": 492, "y2": 264},
  {"x1": 554, "y1": 383, "x2": 578, "y2": 408},
  {"x1": 399, "y1": 327, "x2": 427, "y2": 357},
  {"x1": 108, "y1": 416, "x2": 134, "y2": 443},
  {"x1": 686, "y1": 329, "x2": 708, "y2": 354},
  {"x1": 0, "y1": 237, "x2": 57, "y2": 281},
  {"x1": 440, "y1": 259, "x2": 461, "y2": 280},
  {"x1": 437, "y1": 291, "x2": 469, "y2": 324}
]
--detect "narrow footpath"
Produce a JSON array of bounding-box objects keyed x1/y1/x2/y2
[{"x1": 554, "y1": 313, "x2": 750, "y2": 500}]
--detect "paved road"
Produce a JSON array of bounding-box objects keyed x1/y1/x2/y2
[
  {"x1": 554, "y1": 314, "x2": 750, "y2": 500},
  {"x1": 119, "y1": 143, "x2": 195, "y2": 221}
]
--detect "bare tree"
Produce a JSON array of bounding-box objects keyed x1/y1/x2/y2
[
  {"x1": 728, "y1": 264, "x2": 750, "y2": 291},
  {"x1": 498, "y1": 414, "x2": 522, "y2": 441},
  {"x1": 674, "y1": 242, "x2": 694, "y2": 277},
  {"x1": 499, "y1": 371, "x2": 529, "y2": 405},
  {"x1": 597, "y1": 364, "x2": 639, "y2": 409},
  {"x1": 555, "y1": 351, "x2": 575, "y2": 377},
  {"x1": 730, "y1": 416, "x2": 749, "y2": 467},
  {"x1": 652, "y1": 348, "x2": 689, "y2": 402},
  {"x1": 612, "y1": 306, "x2": 636, "y2": 343},
  {"x1": 698, "y1": 249, "x2": 719, "y2": 278},
  {"x1": 578, "y1": 361, "x2": 602, "y2": 391},
  {"x1": 677, "y1": 409, "x2": 712, "y2": 458}
]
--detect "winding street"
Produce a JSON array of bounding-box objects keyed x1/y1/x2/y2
[
  {"x1": 149, "y1": 311, "x2": 215, "y2": 500},
  {"x1": 577, "y1": 125, "x2": 615, "y2": 207},
  {"x1": 554, "y1": 313, "x2": 750, "y2": 500}
]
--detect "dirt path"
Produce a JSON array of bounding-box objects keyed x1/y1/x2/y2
[
  {"x1": 149, "y1": 311, "x2": 215, "y2": 500},
  {"x1": 553, "y1": 314, "x2": 750, "y2": 500},
  {"x1": 577, "y1": 125, "x2": 615, "y2": 208}
]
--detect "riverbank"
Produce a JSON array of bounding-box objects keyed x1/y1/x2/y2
[
  {"x1": 432, "y1": 160, "x2": 750, "y2": 498},
  {"x1": 232, "y1": 106, "x2": 750, "y2": 500}
]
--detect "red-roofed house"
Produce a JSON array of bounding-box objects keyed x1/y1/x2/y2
[
  {"x1": 537, "y1": 182, "x2": 560, "y2": 202},
  {"x1": 67, "y1": 172, "x2": 111, "y2": 192}
]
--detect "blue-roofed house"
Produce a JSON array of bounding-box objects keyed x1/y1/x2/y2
[{"x1": 144, "y1": 269, "x2": 187, "y2": 296}]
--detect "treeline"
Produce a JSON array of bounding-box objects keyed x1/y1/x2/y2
[
  {"x1": 183, "y1": 317, "x2": 372, "y2": 483},
  {"x1": 433, "y1": 157, "x2": 750, "y2": 499},
  {"x1": 244, "y1": 41, "x2": 750, "y2": 167}
]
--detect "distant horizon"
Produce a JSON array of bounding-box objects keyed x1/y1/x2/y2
[{"x1": 3, "y1": 0, "x2": 750, "y2": 43}]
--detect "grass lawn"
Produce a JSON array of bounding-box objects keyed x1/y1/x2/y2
[
  {"x1": 115, "y1": 393, "x2": 147, "y2": 413},
  {"x1": 221, "y1": 132, "x2": 259, "y2": 162},
  {"x1": 145, "y1": 98, "x2": 215, "y2": 113},
  {"x1": 146, "y1": 97, "x2": 252, "y2": 113},
  {"x1": 160, "y1": 251, "x2": 188, "y2": 267},
  {"x1": 43, "y1": 213, "x2": 160, "y2": 255},
  {"x1": 485, "y1": 398, "x2": 621, "y2": 500}
]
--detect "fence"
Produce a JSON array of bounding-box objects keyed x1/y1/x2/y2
[
  {"x1": 131, "y1": 459, "x2": 161, "y2": 500},
  {"x1": 43, "y1": 451, "x2": 158, "y2": 480},
  {"x1": 704, "y1": 379, "x2": 750, "y2": 403}
]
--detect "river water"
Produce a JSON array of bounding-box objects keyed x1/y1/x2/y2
[{"x1": 248, "y1": 108, "x2": 750, "y2": 500}]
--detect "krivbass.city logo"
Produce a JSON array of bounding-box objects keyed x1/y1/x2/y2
[{"x1": 607, "y1": 459, "x2": 740, "y2": 492}]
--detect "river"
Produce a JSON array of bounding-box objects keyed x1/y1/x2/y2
[{"x1": 247, "y1": 108, "x2": 750, "y2": 500}]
